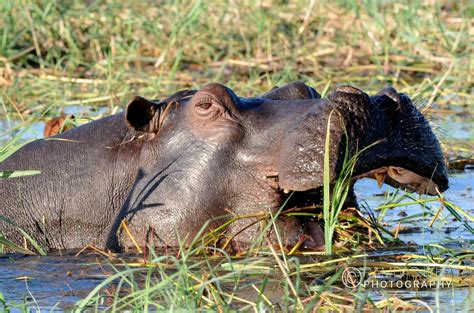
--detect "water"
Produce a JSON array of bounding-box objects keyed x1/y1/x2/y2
[
  {"x1": 0, "y1": 106, "x2": 472, "y2": 310},
  {"x1": 353, "y1": 172, "x2": 473, "y2": 312},
  {"x1": 0, "y1": 253, "x2": 109, "y2": 310},
  {"x1": 355, "y1": 169, "x2": 474, "y2": 246},
  {"x1": 0, "y1": 105, "x2": 109, "y2": 144}
]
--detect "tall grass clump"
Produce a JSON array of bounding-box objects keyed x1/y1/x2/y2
[
  {"x1": 322, "y1": 111, "x2": 381, "y2": 255},
  {"x1": 74, "y1": 240, "x2": 287, "y2": 311},
  {"x1": 0, "y1": 1, "x2": 471, "y2": 119}
]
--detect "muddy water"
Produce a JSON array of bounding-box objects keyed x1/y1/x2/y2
[{"x1": 0, "y1": 107, "x2": 472, "y2": 310}]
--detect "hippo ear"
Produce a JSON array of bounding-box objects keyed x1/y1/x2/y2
[
  {"x1": 376, "y1": 87, "x2": 400, "y2": 104},
  {"x1": 328, "y1": 86, "x2": 369, "y2": 105},
  {"x1": 261, "y1": 81, "x2": 321, "y2": 100},
  {"x1": 325, "y1": 86, "x2": 371, "y2": 130},
  {"x1": 373, "y1": 87, "x2": 411, "y2": 114},
  {"x1": 125, "y1": 96, "x2": 160, "y2": 133}
]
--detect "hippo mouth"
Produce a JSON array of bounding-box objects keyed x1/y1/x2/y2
[
  {"x1": 268, "y1": 165, "x2": 443, "y2": 249},
  {"x1": 274, "y1": 164, "x2": 442, "y2": 208},
  {"x1": 276, "y1": 165, "x2": 441, "y2": 210},
  {"x1": 356, "y1": 166, "x2": 441, "y2": 196}
]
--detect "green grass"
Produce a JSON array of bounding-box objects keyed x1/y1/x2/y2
[
  {"x1": 70, "y1": 222, "x2": 473, "y2": 311},
  {"x1": 70, "y1": 235, "x2": 473, "y2": 311},
  {"x1": 0, "y1": 1, "x2": 472, "y2": 117},
  {"x1": 322, "y1": 111, "x2": 384, "y2": 255},
  {"x1": 0, "y1": 0, "x2": 473, "y2": 311},
  {"x1": 0, "y1": 122, "x2": 41, "y2": 179}
]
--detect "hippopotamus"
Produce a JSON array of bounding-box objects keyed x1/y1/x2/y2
[{"x1": 0, "y1": 82, "x2": 448, "y2": 252}]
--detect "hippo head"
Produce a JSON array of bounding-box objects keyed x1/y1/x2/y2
[
  {"x1": 122, "y1": 82, "x2": 448, "y2": 249},
  {"x1": 336, "y1": 86, "x2": 449, "y2": 195}
]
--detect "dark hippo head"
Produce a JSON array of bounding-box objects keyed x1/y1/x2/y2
[
  {"x1": 330, "y1": 86, "x2": 449, "y2": 195},
  {"x1": 122, "y1": 82, "x2": 448, "y2": 248}
]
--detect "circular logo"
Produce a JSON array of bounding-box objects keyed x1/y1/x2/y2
[{"x1": 342, "y1": 267, "x2": 362, "y2": 288}]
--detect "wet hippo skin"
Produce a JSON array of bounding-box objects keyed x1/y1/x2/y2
[{"x1": 0, "y1": 82, "x2": 448, "y2": 251}]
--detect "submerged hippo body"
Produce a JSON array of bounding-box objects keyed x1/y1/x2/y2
[{"x1": 0, "y1": 82, "x2": 448, "y2": 251}]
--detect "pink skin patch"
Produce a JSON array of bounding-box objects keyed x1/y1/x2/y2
[{"x1": 359, "y1": 166, "x2": 439, "y2": 196}]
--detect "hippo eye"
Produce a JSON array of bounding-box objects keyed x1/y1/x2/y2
[
  {"x1": 196, "y1": 101, "x2": 212, "y2": 110},
  {"x1": 193, "y1": 96, "x2": 225, "y2": 119}
]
